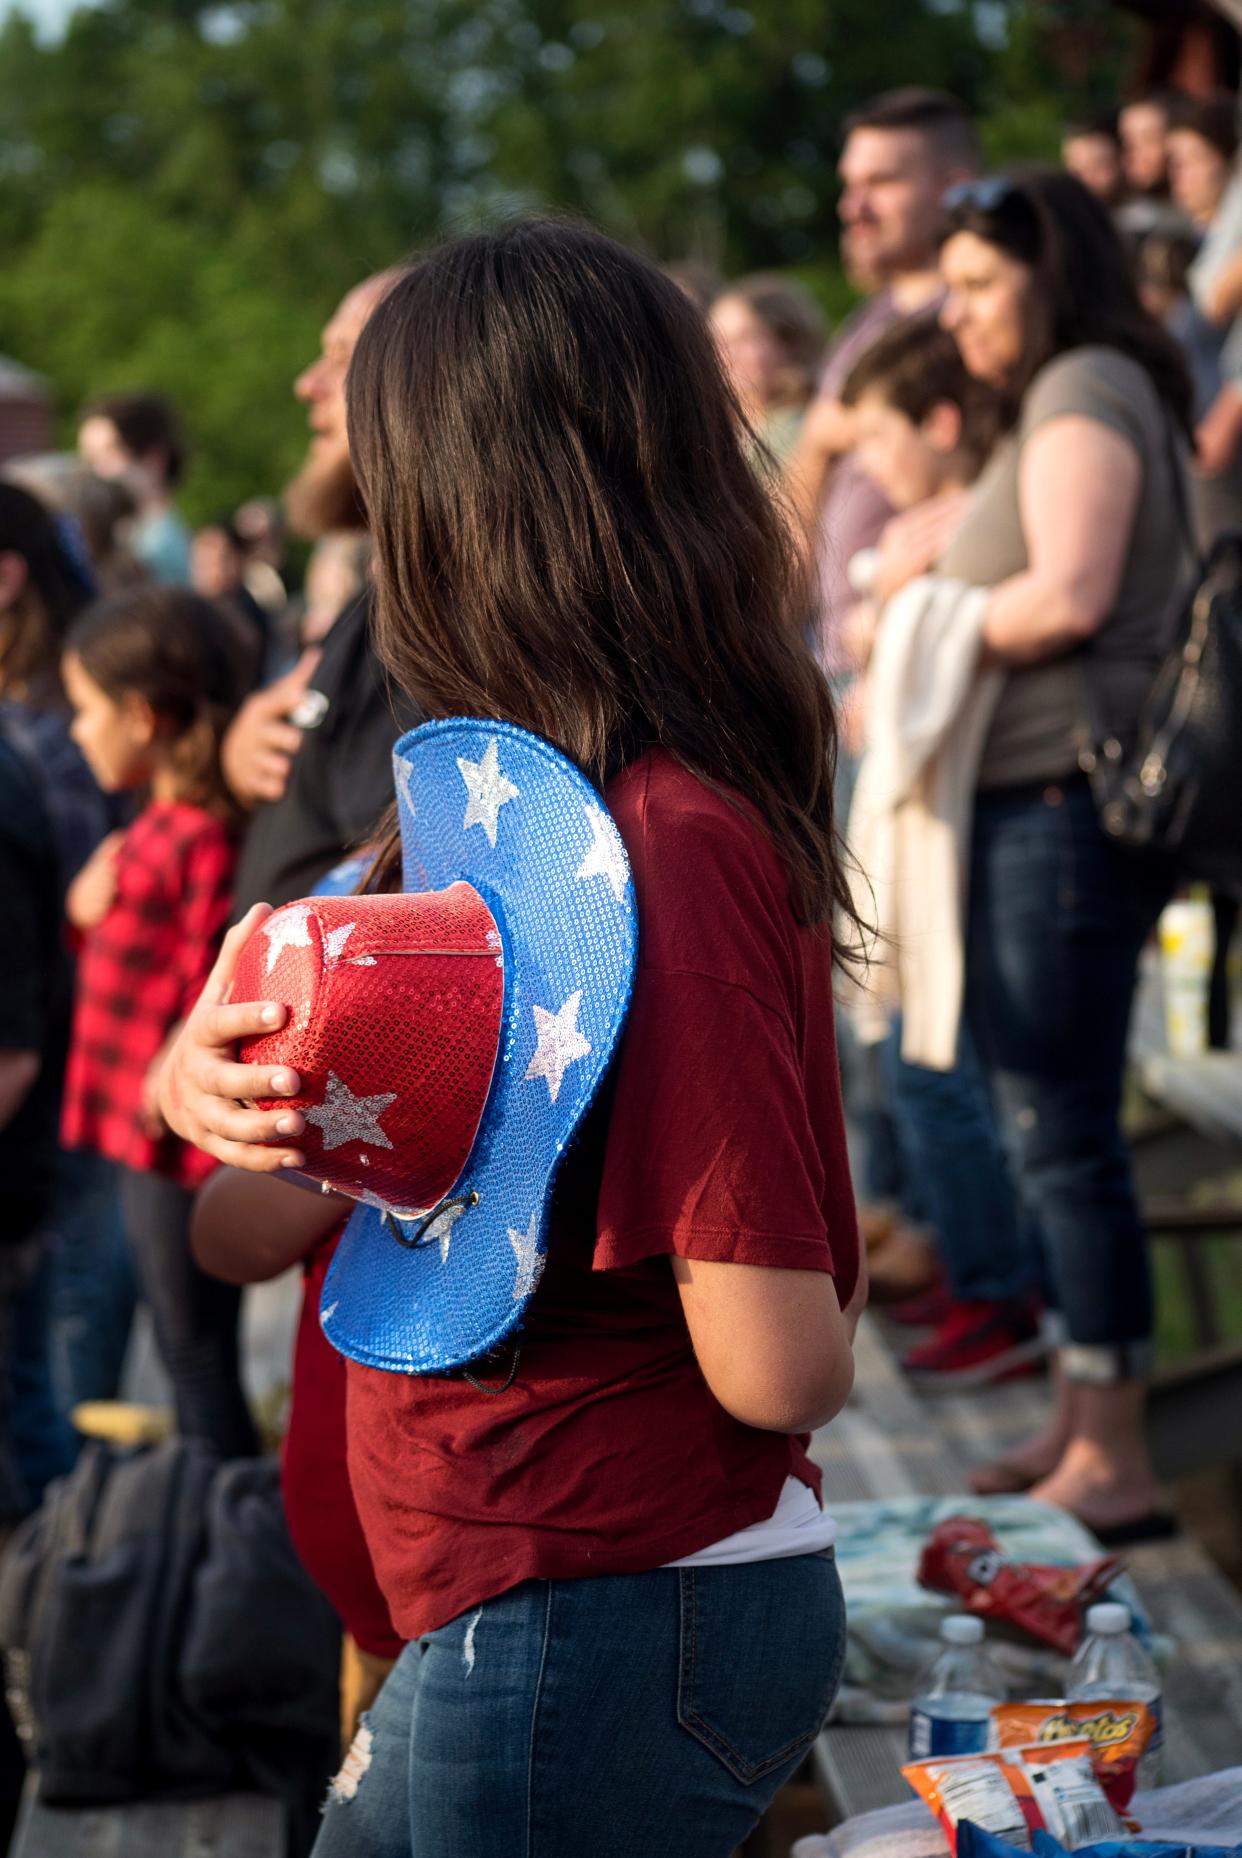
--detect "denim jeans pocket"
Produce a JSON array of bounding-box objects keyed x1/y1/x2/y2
[{"x1": 675, "y1": 1554, "x2": 847, "y2": 1784}]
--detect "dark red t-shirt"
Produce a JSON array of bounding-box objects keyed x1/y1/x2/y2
[
  {"x1": 347, "y1": 752, "x2": 858, "y2": 1638},
  {"x1": 282, "y1": 1232, "x2": 403, "y2": 1661}
]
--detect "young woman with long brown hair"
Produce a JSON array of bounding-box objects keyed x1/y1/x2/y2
[{"x1": 161, "y1": 219, "x2": 863, "y2": 1858}]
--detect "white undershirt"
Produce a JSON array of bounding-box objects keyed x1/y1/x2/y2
[{"x1": 664, "y1": 1476, "x2": 837, "y2": 1569}]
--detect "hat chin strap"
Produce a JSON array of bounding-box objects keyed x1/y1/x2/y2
[
  {"x1": 380, "y1": 1189, "x2": 480, "y2": 1250},
  {"x1": 380, "y1": 1188, "x2": 522, "y2": 1397},
  {"x1": 462, "y1": 1342, "x2": 522, "y2": 1397}
]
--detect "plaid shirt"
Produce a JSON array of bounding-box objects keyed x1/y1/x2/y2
[{"x1": 61, "y1": 801, "x2": 236, "y2": 1188}]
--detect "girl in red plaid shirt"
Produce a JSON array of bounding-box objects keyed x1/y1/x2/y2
[{"x1": 60, "y1": 587, "x2": 258, "y2": 1458}]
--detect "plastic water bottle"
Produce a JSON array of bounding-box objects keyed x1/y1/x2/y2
[
  {"x1": 1068, "y1": 1601, "x2": 1164, "y2": 1785},
  {"x1": 909, "y1": 1615, "x2": 1005, "y2": 1758}
]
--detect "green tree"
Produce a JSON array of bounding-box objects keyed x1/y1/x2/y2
[{"x1": 0, "y1": 0, "x2": 1119, "y2": 519}]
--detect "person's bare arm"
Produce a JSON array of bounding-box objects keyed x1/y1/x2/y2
[
  {"x1": 1203, "y1": 250, "x2": 1242, "y2": 326},
  {"x1": 671, "y1": 1259, "x2": 854, "y2": 1433},
  {"x1": 66, "y1": 831, "x2": 124, "y2": 932},
  {"x1": 192, "y1": 1166, "x2": 349, "y2": 1284},
  {"x1": 1195, "y1": 382, "x2": 1242, "y2": 476},
  {"x1": 870, "y1": 491, "x2": 971, "y2": 603},
  {"x1": 981, "y1": 415, "x2": 1142, "y2": 665},
  {"x1": 0, "y1": 1050, "x2": 39, "y2": 1130},
  {"x1": 784, "y1": 398, "x2": 858, "y2": 542}
]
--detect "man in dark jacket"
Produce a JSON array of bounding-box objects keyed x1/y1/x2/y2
[{"x1": 222, "y1": 269, "x2": 419, "y2": 914}]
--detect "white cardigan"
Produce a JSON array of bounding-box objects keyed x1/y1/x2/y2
[{"x1": 844, "y1": 574, "x2": 1001, "y2": 1071}]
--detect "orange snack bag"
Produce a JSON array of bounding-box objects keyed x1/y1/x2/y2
[
  {"x1": 990, "y1": 1701, "x2": 1155, "y2": 1811},
  {"x1": 903, "y1": 1741, "x2": 1130, "y2": 1854}
]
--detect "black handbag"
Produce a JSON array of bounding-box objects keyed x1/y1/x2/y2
[{"x1": 1077, "y1": 430, "x2": 1242, "y2": 887}]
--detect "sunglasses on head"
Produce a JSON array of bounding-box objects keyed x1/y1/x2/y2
[{"x1": 942, "y1": 176, "x2": 1020, "y2": 214}]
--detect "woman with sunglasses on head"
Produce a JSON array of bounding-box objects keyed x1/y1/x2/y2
[
  {"x1": 875, "y1": 167, "x2": 1193, "y2": 1541},
  {"x1": 159, "y1": 218, "x2": 864, "y2": 1858}
]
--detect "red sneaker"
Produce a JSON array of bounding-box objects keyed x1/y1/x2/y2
[
  {"x1": 884, "y1": 1284, "x2": 954, "y2": 1328},
  {"x1": 901, "y1": 1300, "x2": 1047, "y2": 1389}
]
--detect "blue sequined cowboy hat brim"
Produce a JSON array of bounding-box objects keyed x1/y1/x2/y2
[{"x1": 319, "y1": 718, "x2": 638, "y2": 1375}]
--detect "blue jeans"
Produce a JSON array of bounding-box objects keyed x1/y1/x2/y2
[
  {"x1": 10, "y1": 1248, "x2": 76, "y2": 1507},
  {"x1": 836, "y1": 1008, "x2": 910, "y2": 1209},
  {"x1": 885, "y1": 1025, "x2": 1040, "y2": 1306},
  {"x1": 965, "y1": 779, "x2": 1171, "y2": 1369},
  {"x1": 313, "y1": 1552, "x2": 847, "y2": 1858},
  {"x1": 45, "y1": 1150, "x2": 136, "y2": 1409}
]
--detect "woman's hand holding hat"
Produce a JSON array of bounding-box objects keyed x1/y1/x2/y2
[{"x1": 159, "y1": 902, "x2": 308, "y2": 1173}]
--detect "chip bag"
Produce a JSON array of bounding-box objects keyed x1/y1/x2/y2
[
  {"x1": 990, "y1": 1702, "x2": 1156, "y2": 1811},
  {"x1": 918, "y1": 1517, "x2": 1125, "y2": 1655},
  {"x1": 903, "y1": 1742, "x2": 1131, "y2": 1854}
]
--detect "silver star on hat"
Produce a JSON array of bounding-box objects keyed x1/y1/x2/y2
[
  {"x1": 395, "y1": 755, "x2": 417, "y2": 819},
  {"x1": 306, "y1": 1070, "x2": 396, "y2": 1152},
  {"x1": 524, "y1": 989, "x2": 592, "y2": 1105},
  {"x1": 262, "y1": 903, "x2": 313, "y2": 975},
  {"x1": 323, "y1": 921, "x2": 357, "y2": 963},
  {"x1": 457, "y1": 737, "x2": 520, "y2": 848},
  {"x1": 507, "y1": 1209, "x2": 544, "y2": 1301},
  {"x1": 575, "y1": 801, "x2": 629, "y2": 903}
]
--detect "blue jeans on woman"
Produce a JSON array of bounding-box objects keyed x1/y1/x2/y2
[
  {"x1": 884, "y1": 1024, "x2": 1040, "y2": 1306},
  {"x1": 965, "y1": 777, "x2": 1171, "y2": 1374},
  {"x1": 312, "y1": 1551, "x2": 847, "y2": 1858}
]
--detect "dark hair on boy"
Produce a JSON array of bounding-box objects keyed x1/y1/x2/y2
[
  {"x1": 79, "y1": 391, "x2": 188, "y2": 488},
  {"x1": 65, "y1": 588, "x2": 251, "y2": 818},
  {"x1": 1166, "y1": 91, "x2": 1240, "y2": 164},
  {"x1": 842, "y1": 87, "x2": 981, "y2": 173},
  {"x1": 839, "y1": 315, "x2": 999, "y2": 472}
]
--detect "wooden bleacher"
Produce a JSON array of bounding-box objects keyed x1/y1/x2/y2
[
  {"x1": 1130, "y1": 948, "x2": 1242, "y2": 1470},
  {"x1": 810, "y1": 1314, "x2": 1242, "y2": 1825},
  {"x1": 11, "y1": 1789, "x2": 283, "y2": 1858}
]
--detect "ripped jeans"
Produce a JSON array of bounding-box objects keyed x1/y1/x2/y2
[{"x1": 312, "y1": 1551, "x2": 846, "y2": 1858}]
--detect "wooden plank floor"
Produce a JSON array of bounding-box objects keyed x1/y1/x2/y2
[{"x1": 12, "y1": 1790, "x2": 283, "y2": 1858}]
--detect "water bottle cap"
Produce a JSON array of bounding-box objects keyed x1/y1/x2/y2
[
  {"x1": 1085, "y1": 1602, "x2": 1131, "y2": 1635},
  {"x1": 941, "y1": 1614, "x2": 984, "y2": 1646}
]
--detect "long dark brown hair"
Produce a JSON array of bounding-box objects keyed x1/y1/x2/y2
[
  {"x1": 347, "y1": 217, "x2": 856, "y2": 940},
  {"x1": 939, "y1": 165, "x2": 1194, "y2": 436},
  {"x1": 65, "y1": 587, "x2": 251, "y2": 819}
]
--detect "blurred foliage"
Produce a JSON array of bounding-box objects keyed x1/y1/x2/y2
[{"x1": 0, "y1": 0, "x2": 1135, "y2": 519}]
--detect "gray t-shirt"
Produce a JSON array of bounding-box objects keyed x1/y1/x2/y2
[{"x1": 937, "y1": 345, "x2": 1192, "y2": 789}]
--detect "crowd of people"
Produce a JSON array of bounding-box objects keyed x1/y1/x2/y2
[{"x1": 0, "y1": 74, "x2": 1237, "y2": 1858}]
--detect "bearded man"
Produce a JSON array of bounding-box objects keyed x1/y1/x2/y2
[{"x1": 224, "y1": 270, "x2": 419, "y2": 910}]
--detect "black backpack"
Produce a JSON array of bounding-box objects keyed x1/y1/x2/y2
[{"x1": 0, "y1": 1442, "x2": 340, "y2": 1848}]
